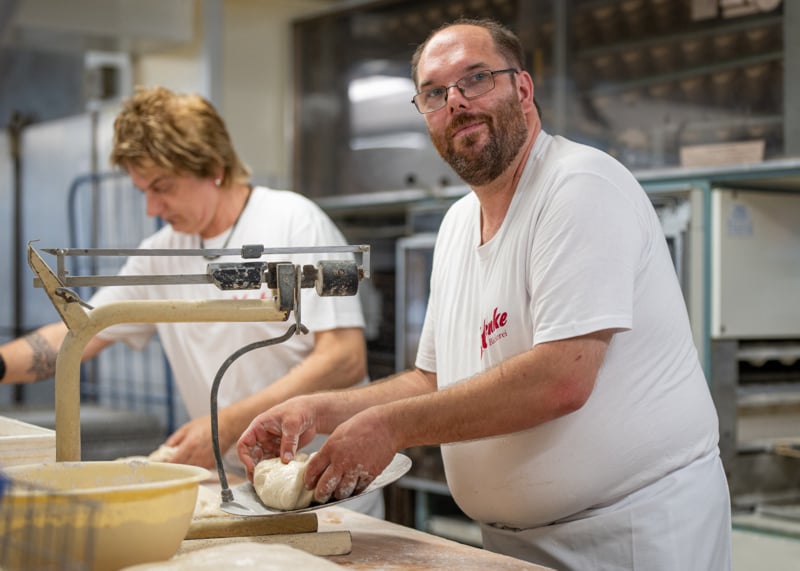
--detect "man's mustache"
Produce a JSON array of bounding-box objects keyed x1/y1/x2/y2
[{"x1": 446, "y1": 113, "x2": 492, "y2": 139}]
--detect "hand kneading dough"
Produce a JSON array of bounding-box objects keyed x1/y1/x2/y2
[{"x1": 253, "y1": 453, "x2": 315, "y2": 510}]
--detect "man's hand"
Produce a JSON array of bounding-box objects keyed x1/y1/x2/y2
[
  {"x1": 304, "y1": 406, "x2": 397, "y2": 504},
  {"x1": 165, "y1": 413, "x2": 237, "y2": 469},
  {"x1": 236, "y1": 395, "x2": 321, "y2": 481}
]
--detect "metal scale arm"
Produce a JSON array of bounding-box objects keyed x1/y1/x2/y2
[{"x1": 27, "y1": 243, "x2": 368, "y2": 462}]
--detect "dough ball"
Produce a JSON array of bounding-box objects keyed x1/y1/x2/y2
[
  {"x1": 253, "y1": 453, "x2": 315, "y2": 511},
  {"x1": 148, "y1": 444, "x2": 178, "y2": 462},
  {"x1": 115, "y1": 444, "x2": 176, "y2": 463}
]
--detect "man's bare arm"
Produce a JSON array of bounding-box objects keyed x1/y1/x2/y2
[
  {"x1": 0, "y1": 322, "x2": 111, "y2": 383},
  {"x1": 23, "y1": 330, "x2": 59, "y2": 379}
]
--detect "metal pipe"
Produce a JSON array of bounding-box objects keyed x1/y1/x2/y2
[
  {"x1": 8, "y1": 112, "x2": 34, "y2": 404},
  {"x1": 54, "y1": 299, "x2": 289, "y2": 461}
]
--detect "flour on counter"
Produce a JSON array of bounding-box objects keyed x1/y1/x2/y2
[
  {"x1": 120, "y1": 543, "x2": 344, "y2": 570},
  {"x1": 193, "y1": 484, "x2": 227, "y2": 519}
]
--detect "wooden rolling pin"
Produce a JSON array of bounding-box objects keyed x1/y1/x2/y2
[
  {"x1": 184, "y1": 484, "x2": 351, "y2": 556},
  {"x1": 184, "y1": 513, "x2": 352, "y2": 557},
  {"x1": 186, "y1": 512, "x2": 318, "y2": 540}
]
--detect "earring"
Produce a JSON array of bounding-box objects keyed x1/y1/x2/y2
[{"x1": 214, "y1": 178, "x2": 221, "y2": 187}]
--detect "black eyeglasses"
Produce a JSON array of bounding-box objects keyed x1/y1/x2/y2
[{"x1": 411, "y1": 68, "x2": 518, "y2": 114}]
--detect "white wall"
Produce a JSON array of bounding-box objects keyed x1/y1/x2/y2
[{"x1": 131, "y1": 0, "x2": 333, "y2": 189}]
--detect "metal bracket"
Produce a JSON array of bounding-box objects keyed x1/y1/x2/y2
[
  {"x1": 276, "y1": 263, "x2": 297, "y2": 311},
  {"x1": 207, "y1": 262, "x2": 267, "y2": 290},
  {"x1": 27, "y1": 243, "x2": 88, "y2": 332}
]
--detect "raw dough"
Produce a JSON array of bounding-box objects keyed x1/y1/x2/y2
[
  {"x1": 253, "y1": 453, "x2": 315, "y2": 511},
  {"x1": 120, "y1": 543, "x2": 344, "y2": 570},
  {"x1": 148, "y1": 444, "x2": 178, "y2": 462},
  {"x1": 193, "y1": 484, "x2": 226, "y2": 519},
  {"x1": 116, "y1": 444, "x2": 177, "y2": 463}
]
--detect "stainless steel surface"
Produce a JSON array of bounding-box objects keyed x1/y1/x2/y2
[
  {"x1": 395, "y1": 233, "x2": 437, "y2": 373},
  {"x1": 220, "y1": 452, "x2": 412, "y2": 517},
  {"x1": 710, "y1": 189, "x2": 800, "y2": 339},
  {"x1": 713, "y1": 339, "x2": 739, "y2": 477}
]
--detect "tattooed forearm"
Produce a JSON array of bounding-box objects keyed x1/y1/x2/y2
[{"x1": 24, "y1": 332, "x2": 58, "y2": 380}]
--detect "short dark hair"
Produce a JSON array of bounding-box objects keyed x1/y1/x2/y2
[
  {"x1": 410, "y1": 18, "x2": 525, "y2": 88},
  {"x1": 410, "y1": 18, "x2": 541, "y2": 120}
]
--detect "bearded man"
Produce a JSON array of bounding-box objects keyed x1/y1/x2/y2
[{"x1": 237, "y1": 18, "x2": 732, "y2": 571}]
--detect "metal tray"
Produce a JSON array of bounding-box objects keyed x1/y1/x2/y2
[{"x1": 220, "y1": 452, "x2": 411, "y2": 516}]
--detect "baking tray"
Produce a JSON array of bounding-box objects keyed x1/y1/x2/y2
[{"x1": 220, "y1": 452, "x2": 411, "y2": 516}]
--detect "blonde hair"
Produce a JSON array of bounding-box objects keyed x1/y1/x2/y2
[{"x1": 110, "y1": 86, "x2": 250, "y2": 187}]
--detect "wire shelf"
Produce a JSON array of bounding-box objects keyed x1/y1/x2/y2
[{"x1": 0, "y1": 473, "x2": 100, "y2": 571}]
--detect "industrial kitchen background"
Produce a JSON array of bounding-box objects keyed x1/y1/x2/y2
[{"x1": 1, "y1": 0, "x2": 800, "y2": 545}]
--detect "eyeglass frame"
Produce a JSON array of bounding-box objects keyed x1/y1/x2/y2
[{"x1": 411, "y1": 68, "x2": 519, "y2": 114}]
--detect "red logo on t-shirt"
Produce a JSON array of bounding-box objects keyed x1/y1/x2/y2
[{"x1": 480, "y1": 307, "x2": 508, "y2": 358}]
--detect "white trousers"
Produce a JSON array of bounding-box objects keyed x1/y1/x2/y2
[{"x1": 480, "y1": 450, "x2": 732, "y2": 570}]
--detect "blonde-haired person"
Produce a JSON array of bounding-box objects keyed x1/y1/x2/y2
[{"x1": 0, "y1": 86, "x2": 383, "y2": 518}]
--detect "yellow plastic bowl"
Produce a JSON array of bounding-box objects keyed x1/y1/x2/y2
[{"x1": 0, "y1": 461, "x2": 210, "y2": 571}]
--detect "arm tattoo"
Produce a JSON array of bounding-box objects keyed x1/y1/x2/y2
[{"x1": 24, "y1": 332, "x2": 58, "y2": 380}]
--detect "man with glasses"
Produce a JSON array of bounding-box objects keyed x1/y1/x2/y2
[
  {"x1": 238, "y1": 18, "x2": 731, "y2": 569},
  {"x1": 411, "y1": 67, "x2": 517, "y2": 113}
]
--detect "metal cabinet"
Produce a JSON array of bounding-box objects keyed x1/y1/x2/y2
[
  {"x1": 294, "y1": 0, "x2": 798, "y2": 198},
  {"x1": 639, "y1": 162, "x2": 800, "y2": 507},
  {"x1": 540, "y1": 0, "x2": 795, "y2": 169}
]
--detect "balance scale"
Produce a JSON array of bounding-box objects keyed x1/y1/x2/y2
[{"x1": 28, "y1": 242, "x2": 409, "y2": 555}]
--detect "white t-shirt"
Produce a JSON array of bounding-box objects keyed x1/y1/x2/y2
[
  {"x1": 89, "y1": 186, "x2": 366, "y2": 421},
  {"x1": 416, "y1": 132, "x2": 720, "y2": 529}
]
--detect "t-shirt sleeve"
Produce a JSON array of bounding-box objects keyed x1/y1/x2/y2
[{"x1": 530, "y1": 170, "x2": 642, "y2": 344}]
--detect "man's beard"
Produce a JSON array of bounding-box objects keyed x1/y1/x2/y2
[{"x1": 431, "y1": 94, "x2": 528, "y2": 186}]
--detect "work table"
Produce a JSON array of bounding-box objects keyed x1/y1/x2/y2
[
  {"x1": 181, "y1": 503, "x2": 551, "y2": 570},
  {"x1": 319, "y1": 506, "x2": 549, "y2": 570}
]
